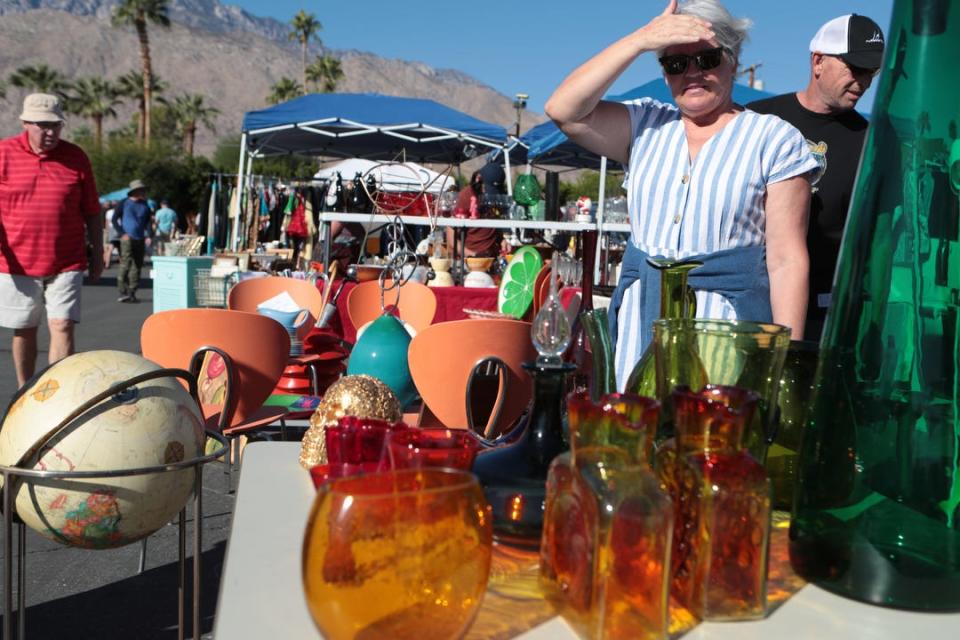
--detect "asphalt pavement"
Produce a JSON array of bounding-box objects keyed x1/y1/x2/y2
[{"x1": 0, "y1": 260, "x2": 235, "y2": 639}]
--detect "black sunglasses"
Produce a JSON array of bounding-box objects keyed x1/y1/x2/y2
[
  {"x1": 659, "y1": 47, "x2": 728, "y2": 76},
  {"x1": 825, "y1": 55, "x2": 880, "y2": 78}
]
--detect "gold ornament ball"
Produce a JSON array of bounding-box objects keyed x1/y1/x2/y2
[{"x1": 299, "y1": 375, "x2": 402, "y2": 468}]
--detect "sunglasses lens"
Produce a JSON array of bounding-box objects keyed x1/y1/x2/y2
[
  {"x1": 660, "y1": 56, "x2": 688, "y2": 75},
  {"x1": 660, "y1": 48, "x2": 725, "y2": 75},
  {"x1": 698, "y1": 49, "x2": 724, "y2": 70}
]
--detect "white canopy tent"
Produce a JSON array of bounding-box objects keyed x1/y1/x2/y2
[{"x1": 313, "y1": 158, "x2": 455, "y2": 194}]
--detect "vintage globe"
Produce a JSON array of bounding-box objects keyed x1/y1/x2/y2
[{"x1": 0, "y1": 350, "x2": 205, "y2": 549}]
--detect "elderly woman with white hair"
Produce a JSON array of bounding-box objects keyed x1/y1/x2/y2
[{"x1": 546, "y1": 0, "x2": 819, "y2": 389}]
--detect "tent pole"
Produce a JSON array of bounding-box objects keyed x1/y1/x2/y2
[
  {"x1": 232, "y1": 133, "x2": 248, "y2": 252},
  {"x1": 503, "y1": 145, "x2": 513, "y2": 197},
  {"x1": 596, "y1": 155, "x2": 608, "y2": 286}
]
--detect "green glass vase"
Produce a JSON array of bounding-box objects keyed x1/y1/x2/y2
[
  {"x1": 652, "y1": 319, "x2": 791, "y2": 460},
  {"x1": 768, "y1": 340, "x2": 819, "y2": 511},
  {"x1": 580, "y1": 308, "x2": 616, "y2": 402},
  {"x1": 624, "y1": 259, "x2": 701, "y2": 398},
  {"x1": 790, "y1": 0, "x2": 960, "y2": 611}
]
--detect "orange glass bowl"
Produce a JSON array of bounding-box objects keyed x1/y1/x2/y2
[
  {"x1": 385, "y1": 428, "x2": 482, "y2": 471},
  {"x1": 302, "y1": 468, "x2": 493, "y2": 640},
  {"x1": 308, "y1": 462, "x2": 382, "y2": 489}
]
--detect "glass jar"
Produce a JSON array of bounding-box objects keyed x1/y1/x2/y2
[
  {"x1": 540, "y1": 392, "x2": 671, "y2": 639},
  {"x1": 670, "y1": 385, "x2": 771, "y2": 621}
]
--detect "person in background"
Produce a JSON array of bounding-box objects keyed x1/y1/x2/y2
[
  {"x1": 545, "y1": 0, "x2": 819, "y2": 388},
  {"x1": 446, "y1": 169, "x2": 503, "y2": 261},
  {"x1": 0, "y1": 93, "x2": 103, "y2": 387},
  {"x1": 103, "y1": 200, "x2": 122, "y2": 267},
  {"x1": 154, "y1": 198, "x2": 178, "y2": 256},
  {"x1": 748, "y1": 14, "x2": 884, "y2": 340},
  {"x1": 117, "y1": 179, "x2": 152, "y2": 303}
]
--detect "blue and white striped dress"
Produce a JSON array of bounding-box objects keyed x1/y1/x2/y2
[{"x1": 614, "y1": 98, "x2": 819, "y2": 389}]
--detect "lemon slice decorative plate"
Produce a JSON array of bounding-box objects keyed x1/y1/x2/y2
[{"x1": 497, "y1": 245, "x2": 544, "y2": 319}]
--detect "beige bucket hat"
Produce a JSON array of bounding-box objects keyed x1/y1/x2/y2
[{"x1": 19, "y1": 93, "x2": 66, "y2": 123}]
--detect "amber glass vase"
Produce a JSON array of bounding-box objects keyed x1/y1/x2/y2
[
  {"x1": 302, "y1": 468, "x2": 493, "y2": 639},
  {"x1": 669, "y1": 386, "x2": 771, "y2": 621},
  {"x1": 541, "y1": 392, "x2": 672, "y2": 639}
]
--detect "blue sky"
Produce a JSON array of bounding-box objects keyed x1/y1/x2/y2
[{"x1": 234, "y1": 0, "x2": 892, "y2": 117}]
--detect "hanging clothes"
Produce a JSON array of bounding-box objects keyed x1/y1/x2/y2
[{"x1": 205, "y1": 178, "x2": 218, "y2": 254}]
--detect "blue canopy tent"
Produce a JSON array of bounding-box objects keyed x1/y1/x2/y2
[
  {"x1": 98, "y1": 187, "x2": 129, "y2": 204},
  {"x1": 237, "y1": 92, "x2": 510, "y2": 251},
  {"x1": 241, "y1": 93, "x2": 508, "y2": 165}
]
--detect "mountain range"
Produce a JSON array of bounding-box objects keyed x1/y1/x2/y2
[{"x1": 0, "y1": 0, "x2": 543, "y2": 157}]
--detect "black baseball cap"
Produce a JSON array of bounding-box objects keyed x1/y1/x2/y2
[
  {"x1": 810, "y1": 14, "x2": 885, "y2": 70},
  {"x1": 479, "y1": 162, "x2": 506, "y2": 195}
]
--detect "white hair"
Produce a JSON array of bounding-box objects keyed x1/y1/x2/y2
[{"x1": 677, "y1": 0, "x2": 753, "y2": 62}]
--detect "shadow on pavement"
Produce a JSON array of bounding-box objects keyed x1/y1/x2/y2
[
  {"x1": 85, "y1": 275, "x2": 154, "y2": 290},
  {"x1": 4, "y1": 542, "x2": 225, "y2": 640}
]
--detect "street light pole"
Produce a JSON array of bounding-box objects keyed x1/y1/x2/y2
[{"x1": 513, "y1": 93, "x2": 528, "y2": 138}]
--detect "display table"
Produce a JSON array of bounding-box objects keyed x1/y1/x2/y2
[{"x1": 214, "y1": 443, "x2": 960, "y2": 639}]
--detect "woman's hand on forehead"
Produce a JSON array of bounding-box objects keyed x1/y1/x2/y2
[{"x1": 637, "y1": 0, "x2": 715, "y2": 52}]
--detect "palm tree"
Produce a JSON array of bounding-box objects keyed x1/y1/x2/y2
[
  {"x1": 8, "y1": 64, "x2": 69, "y2": 96},
  {"x1": 64, "y1": 77, "x2": 122, "y2": 148},
  {"x1": 305, "y1": 54, "x2": 344, "y2": 93},
  {"x1": 115, "y1": 70, "x2": 167, "y2": 142},
  {"x1": 112, "y1": 0, "x2": 171, "y2": 146},
  {"x1": 266, "y1": 77, "x2": 303, "y2": 105},
  {"x1": 168, "y1": 93, "x2": 219, "y2": 156},
  {"x1": 288, "y1": 10, "x2": 322, "y2": 94}
]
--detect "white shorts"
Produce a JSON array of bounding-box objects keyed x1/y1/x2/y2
[{"x1": 0, "y1": 270, "x2": 84, "y2": 329}]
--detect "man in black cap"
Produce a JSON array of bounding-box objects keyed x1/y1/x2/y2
[
  {"x1": 479, "y1": 161, "x2": 506, "y2": 196},
  {"x1": 748, "y1": 14, "x2": 884, "y2": 340}
]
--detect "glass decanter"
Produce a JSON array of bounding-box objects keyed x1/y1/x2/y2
[
  {"x1": 472, "y1": 264, "x2": 573, "y2": 546},
  {"x1": 540, "y1": 392, "x2": 671, "y2": 640},
  {"x1": 624, "y1": 259, "x2": 701, "y2": 398},
  {"x1": 791, "y1": 0, "x2": 960, "y2": 610},
  {"x1": 669, "y1": 385, "x2": 770, "y2": 621}
]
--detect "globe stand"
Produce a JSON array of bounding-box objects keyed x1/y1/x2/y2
[{"x1": 0, "y1": 368, "x2": 229, "y2": 640}]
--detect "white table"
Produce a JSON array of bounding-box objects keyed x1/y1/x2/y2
[{"x1": 214, "y1": 442, "x2": 960, "y2": 639}]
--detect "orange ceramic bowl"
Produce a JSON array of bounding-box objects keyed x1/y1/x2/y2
[{"x1": 466, "y1": 257, "x2": 495, "y2": 272}]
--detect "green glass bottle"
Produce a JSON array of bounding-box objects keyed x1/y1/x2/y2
[
  {"x1": 624, "y1": 259, "x2": 701, "y2": 398},
  {"x1": 791, "y1": 0, "x2": 960, "y2": 610}
]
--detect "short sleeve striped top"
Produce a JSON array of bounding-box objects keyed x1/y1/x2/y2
[{"x1": 613, "y1": 98, "x2": 819, "y2": 388}]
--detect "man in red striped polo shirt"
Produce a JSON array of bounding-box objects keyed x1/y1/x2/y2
[{"x1": 0, "y1": 93, "x2": 104, "y2": 388}]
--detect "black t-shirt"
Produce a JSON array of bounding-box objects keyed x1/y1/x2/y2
[{"x1": 747, "y1": 93, "x2": 868, "y2": 336}]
